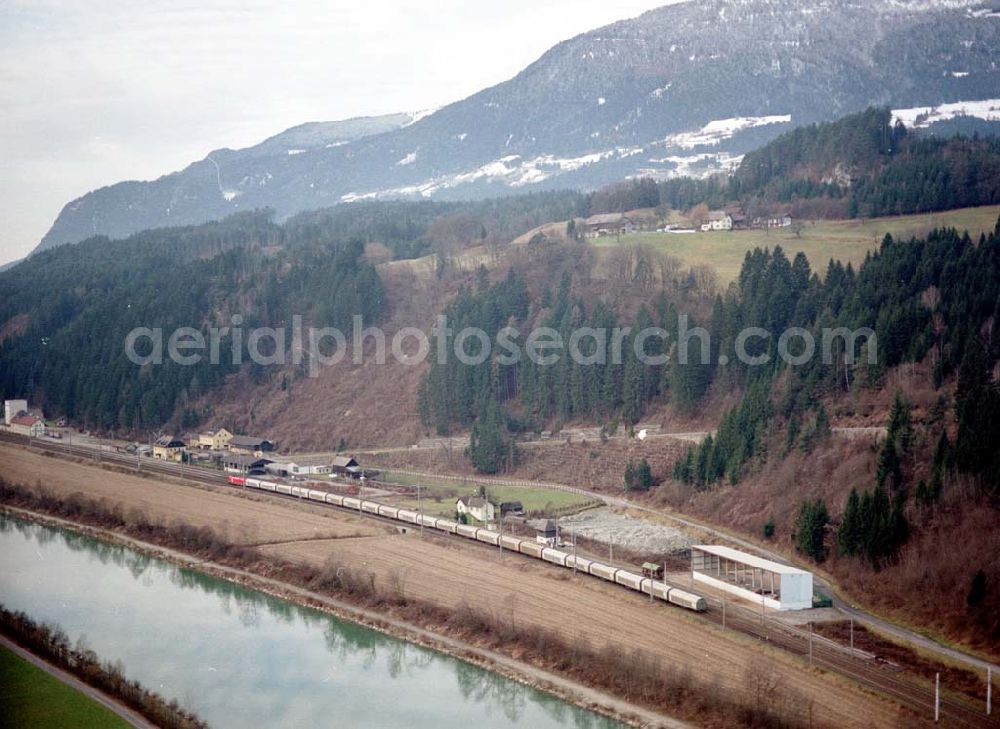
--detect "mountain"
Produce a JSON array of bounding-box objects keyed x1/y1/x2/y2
[{"x1": 35, "y1": 0, "x2": 1000, "y2": 253}]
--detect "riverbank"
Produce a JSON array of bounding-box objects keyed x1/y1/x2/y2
[
  {"x1": 0, "y1": 500, "x2": 688, "y2": 729},
  {"x1": 0, "y1": 638, "x2": 139, "y2": 728},
  {"x1": 0, "y1": 445, "x2": 915, "y2": 727}
]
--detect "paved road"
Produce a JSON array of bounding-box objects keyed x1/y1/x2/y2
[{"x1": 0, "y1": 635, "x2": 156, "y2": 729}]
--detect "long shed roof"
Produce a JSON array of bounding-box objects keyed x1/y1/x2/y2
[{"x1": 692, "y1": 545, "x2": 810, "y2": 576}]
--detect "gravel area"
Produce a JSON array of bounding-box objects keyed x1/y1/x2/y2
[{"x1": 544, "y1": 509, "x2": 693, "y2": 555}]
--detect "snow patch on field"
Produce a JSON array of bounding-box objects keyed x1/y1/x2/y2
[
  {"x1": 222, "y1": 190, "x2": 240, "y2": 201},
  {"x1": 892, "y1": 98, "x2": 1000, "y2": 128},
  {"x1": 286, "y1": 148, "x2": 305, "y2": 156},
  {"x1": 663, "y1": 115, "x2": 792, "y2": 149}
]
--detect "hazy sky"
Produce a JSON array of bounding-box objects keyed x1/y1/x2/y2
[{"x1": 0, "y1": 0, "x2": 671, "y2": 265}]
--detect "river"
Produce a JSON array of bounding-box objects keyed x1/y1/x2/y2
[{"x1": 0, "y1": 514, "x2": 620, "y2": 728}]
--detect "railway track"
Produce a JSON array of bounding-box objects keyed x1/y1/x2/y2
[{"x1": 2, "y1": 431, "x2": 996, "y2": 726}]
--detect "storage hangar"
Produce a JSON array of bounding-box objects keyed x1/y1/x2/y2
[{"x1": 691, "y1": 545, "x2": 813, "y2": 611}]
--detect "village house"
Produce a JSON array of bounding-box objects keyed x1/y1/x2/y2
[
  {"x1": 8, "y1": 414, "x2": 45, "y2": 437},
  {"x1": 332, "y1": 456, "x2": 363, "y2": 478},
  {"x1": 152, "y1": 435, "x2": 186, "y2": 462},
  {"x1": 700, "y1": 211, "x2": 733, "y2": 232},
  {"x1": 582, "y1": 212, "x2": 637, "y2": 238},
  {"x1": 197, "y1": 428, "x2": 233, "y2": 450},
  {"x1": 224, "y1": 454, "x2": 273, "y2": 475},
  {"x1": 227, "y1": 435, "x2": 275, "y2": 456},
  {"x1": 456, "y1": 496, "x2": 496, "y2": 523}
]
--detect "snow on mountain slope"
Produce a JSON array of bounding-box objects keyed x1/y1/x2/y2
[{"x1": 35, "y1": 0, "x2": 1000, "y2": 253}]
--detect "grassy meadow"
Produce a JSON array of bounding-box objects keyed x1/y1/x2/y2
[
  {"x1": 379, "y1": 470, "x2": 599, "y2": 518},
  {"x1": 0, "y1": 644, "x2": 131, "y2": 729},
  {"x1": 593, "y1": 205, "x2": 1000, "y2": 283}
]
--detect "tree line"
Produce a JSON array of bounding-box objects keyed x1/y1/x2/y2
[{"x1": 0, "y1": 212, "x2": 386, "y2": 433}]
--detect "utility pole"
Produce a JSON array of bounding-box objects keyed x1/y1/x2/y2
[
  {"x1": 499, "y1": 511, "x2": 503, "y2": 559},
  {"x1": 935, "y1": 673, "x2": 940, "y2": 723},
  {"x1": 417, "y1": 483, "x2": 423, "y2": 536},
  {"x1": 809, "y1": 622, "x2": 814, "y2": 668},
  {"x1": 722, "y1": 592, "x2": 726, "y2": 630},
  {"x1": 850, "y1": 618, "x2": 854, "y2": 651},
  {"x1": 572, "y1": 532, "x2": 577, "y2": 574},
  {"x1": 609, "y1": 536, "x2": 613, "y2": 564},
  {"x1": 987, "y1": 666, "x2": 992, "y2": 717}
]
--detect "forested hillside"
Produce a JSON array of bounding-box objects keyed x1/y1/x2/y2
[
  {"x1": 0, "y1": 212, "x2": 384, "y2": 431},
  {"x1": 587, "y1": 108, "x2": 1000, "y2": 220}
]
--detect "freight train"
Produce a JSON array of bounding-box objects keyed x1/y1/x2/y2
[{"x1": 227, "y1": 476, "x2": 707, "y2": 612}]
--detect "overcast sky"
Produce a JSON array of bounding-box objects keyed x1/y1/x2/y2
[{"x1": 0, "y1": 0, "x2": 672, "y2": 265}]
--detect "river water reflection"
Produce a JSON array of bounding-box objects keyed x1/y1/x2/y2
[{"x1": 0, "y1": 514, "x2": 620, "y2": 728}]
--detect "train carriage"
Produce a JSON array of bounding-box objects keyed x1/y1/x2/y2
[
  {"x1": 228, "y1": 476, "x2": 246, "y2": 486},
  {"x1": 290, "y1": 486, "x2": 309, "y2": 499},
  {"x1": 396, "y1": 509, "x2": 418, "y2": 524},
  {"x1": 377, "y1": 504, "x2": 400, "y2": 520},
  {"x1": 499, "y1": 535, "x2": 523, "y2": 552},
  {"x1": 324, "y1": 493, "x2": 345, "y2": 506},
  {"x1": 418, "y1": 514, "x2": 439, "y2": 529},
  {"x1": 518, "y1": 541, "x2": 544, "y2": 558},
  {"x1": 342, "y1": 496, "x2": 360, "y2": 510},
  {"x1": 308, "y1": 490, "x2": 327, "y2": 502},
  {"x1": 566, "y1": 555, "x2": 593, "y2": 573},
  {"x1": 588, "y1": 562, "x2": 618, "y2": 581},
  {"x1": 275, "y1": 483, "x2": 292, "y2": 495},
  {"x1": 615, "y1": 570, "x2": 644, "y2": 591},
  {"x1": 475, "y1": 530, "x2": 500, "y2": 546},
  {"x1": 361, "y1": 501, "x2": 380, "y2": 515},
  {"x1": 434, "y1": 519, "x2": 458, "y2": 534},
  {"x1": 651, "y1": 582, "x2": 671, "y2": 601},
  {"x1": 668, "y1": 589, "x2": 707, "y2": 612},
  {"x1": 258, "y1": 480, "x2": 276, "y2": 492},
  {"x1": 541, "y1": 548, "x2": 569, "y2": 567},
  {"x1": 455, "y1": 524, "x2": 479, "y2": 540}
]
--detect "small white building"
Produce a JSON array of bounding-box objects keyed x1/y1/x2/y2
[
  {"x1": 4, "y1": 399, "x2": 28, "y2": 426},
  {"x1": 456, "y1": 496, "x2": 495, "y2": 523},
  {"x1": 691, "y1": 544, "x2": 813, "y2": 611}
]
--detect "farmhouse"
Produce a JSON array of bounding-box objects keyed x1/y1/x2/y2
[
  {"x1": 582, "y1": 213, "x2": 636, "y2": 238},
  {"x1": 227, "y1": 435, "x2": 275, "y2": 455},
  {"x1": 198, "y1": 428, "x2": 233, "y2": 450},
  {"x1": 456, "y1": 496, "x2": 495, "y2": 523},
  {"x1": 152, "y1": 435, "x2": 186, "y2": 462},
  {"x1": 700, "y1": 211, "x2": 733, "y2": 232},
  {"x1": 8, "y1": 414, "x2": 45, "y2": 437},
  {"x1": 224, "y1": 454, "x2": 273, "y2": 475},
  {"x1": 332, "y1": 456, "x2": 363, "y2": 478}
]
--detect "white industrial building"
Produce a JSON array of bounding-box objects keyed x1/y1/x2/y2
[
  {"x1": 691, "y1": 545, "x2": 814, "y2": 611},
  {"x1": 4, "y1": 399, "x2": 28, "y2": 425}
]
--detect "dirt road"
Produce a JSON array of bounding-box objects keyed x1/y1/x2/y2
[{"x1": 0, "y1": 445, "x2": 912, "y2": 727}]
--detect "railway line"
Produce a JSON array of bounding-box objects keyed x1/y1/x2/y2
[{"x1": 2, "y1": 431, "x2": 996, "y2": 726}]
